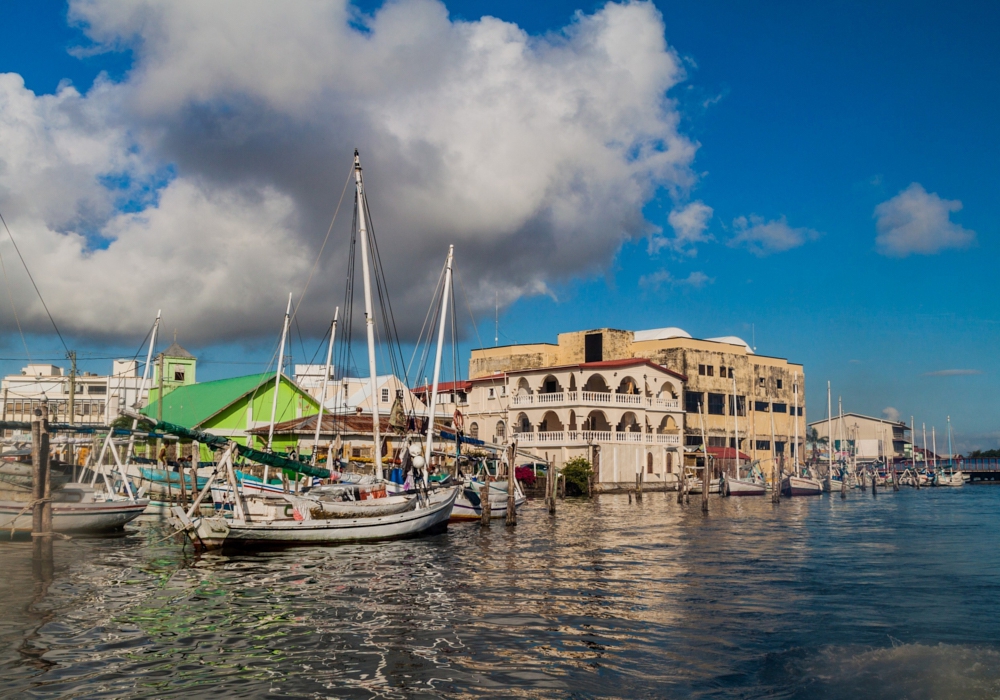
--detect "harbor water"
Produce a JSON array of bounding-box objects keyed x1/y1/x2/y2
[{"x1": 3, "y1": 487, "x2": 1000, "y2": 698}]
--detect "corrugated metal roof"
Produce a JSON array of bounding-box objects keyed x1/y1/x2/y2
[{"x1": 142, "y1": 373, "x2": 272, "y2": 428}]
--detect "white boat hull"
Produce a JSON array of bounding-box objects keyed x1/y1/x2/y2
[
  {"x1": 726, "y1": 478, "x2": 766, "y2": 496},
  {"x1": 451, "y1": 487, "x2": 527, "y2": 521},
  {"x1": 781, "y1": 475, "x2": 823, "y2": 496},
  {"x1": 0, "y1": 497, "x2": 148, "y2": 533},
  {"x1": 686, "y1": 478, "x2": 721, "y2": 494},
  {"x1": 182, "y1": 486, "x2": 460, "y2": 547},
  {"x1": 935, "y1": 471, "x2": 964, "y2": 487}
]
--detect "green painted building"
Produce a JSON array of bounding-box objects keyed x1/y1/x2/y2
[
  {"x1": 148, "y1": 341, "x2": 198, "y2": 404},
  {"x1": 142, "y1": 372, "x2": 320, "y2": 460}
]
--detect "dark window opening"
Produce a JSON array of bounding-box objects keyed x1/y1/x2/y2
[
  {"x1": 698, "y1": 364, "x2": 706, "y2": 376},
  {"x1": 585, "y1": 333, "x2": 603, "y2": 363},
  {"x1": 684, "y1": 391, "x2": 703, "y2": 414},
  {"x1": 174, "y1": 369, "x2": 185, "y2": 381},
  {"x1": 685, "y1": 435, "x2": 703, "y2": 447},
  {"x1": 756, "y1": 440, "x2": 771, "y2": 450},
  {"x1": 776, "y1": 379, "x2": 783, "y2": 389},
  {"x1": 729, "y1": 395, "x2": 746, "y2": 416},
  {"x1": 772, "y1": 403, "x2": 787, "y2": 413},
  {"x1": 775, "y1": 442, "x2": 786, "y2": 454},
  {"x1": 707, "y1": 393, "x2": 725, "y2": 415},
  {"x1": 707, "y1": 366, "x2": 714, "y2": 377},
  {"x1": 708, "y1": 436, "x2": 727, "y2": 447},
  {"x1": 758, "y1": 377, "x2": 765, "y2": 386},
  {"x1": 754, "y1": 401, "x2": 770, "y2": 412}
]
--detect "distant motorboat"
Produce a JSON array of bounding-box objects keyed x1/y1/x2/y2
[{"x1": 934, "y1": 470, "x2": 964, "y2": 487}]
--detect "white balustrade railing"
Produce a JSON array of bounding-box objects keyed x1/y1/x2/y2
[
  {"x1": 581, "y1": 391, "x2": 612, "y2": 403},
  {"x1": 512, "y1": 394, "x2": 533, "y2": 406},
  {"x1": 536, "y1": 392, "x2": 564, "y2": 404},
  {"x1": 513, "y1": 430, "x2": 680, "y2": 446},
  {"x1": 508, "y1": 390, "x2": 680, "y2": 411},
  {"x1": 615, "y1": 393, "x2": 642, "y2": 406}
]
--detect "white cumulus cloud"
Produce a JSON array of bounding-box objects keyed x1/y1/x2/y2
[
  {"x1": 874, "y1": 183, "x2": 975, "y2": 257},
  {"x1": 0, "y1": 0, "x2": 700, "y2": 344},
  {"x1": 882, "y1": 407, "x2": 900, "y2": 422},
  {"x1": 729, "y1": 214, "x2": 820, "y2": 256},
  {"x1": 650, "y1": 200, "x2": 713, "y2": 255},
  {"x1": 638, "y1": 268, "x2": 711, "y2": 291}
]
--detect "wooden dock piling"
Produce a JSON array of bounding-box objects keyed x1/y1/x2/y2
[
  {"x1": 505, "y1": 444, "x2": 517, "y2": 526},
  {"x1": 31, "y1": 400, "x2": 53, "y2": 562},
  {"x1": 480, "y1": 482, "x2": 491, "y2": 527}
]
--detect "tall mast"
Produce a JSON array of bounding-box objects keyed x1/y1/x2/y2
[
  {"x1": 947, "y1": 416, "x2": 953, "y2": 468},
  {"x1": 354, "y1": 151, "x2": 384, "y2": 480},
  {"x1": 793, "y1": 373, "x2": 799, "y2": 475},
  {"x1": 827, "y1": 382, "x2": 833, "y2": 479},
  {"x1": 311, "y1": 307, "x2": 339, "y2": 466},
  {"x1": 838, "y1": 396, "x2": 844, "y2": 468},
  {"x1": 126, "y1": 310, "x2": 160, "y2": 460},
  {"x1": 922, "y1": 423, "x2": 928, "y2": 472},
  {"x1": 731, "y1": 373, "x2": 740, "y2": 478},
  {"x1": 932, "y1": 426, "x2": 938, "y2": 471},
  {"x1": 266, "y1": 293, "x2": 292, "y2": 453},
  {"x1": 424, "y1": 246, "x2": 454, "y2": 486}
]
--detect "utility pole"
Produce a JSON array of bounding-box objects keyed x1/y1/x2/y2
[{"x1": 66, "y1": 350, "x2": 77, "y2": 467}]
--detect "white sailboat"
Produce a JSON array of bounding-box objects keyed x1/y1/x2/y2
[
  {"x1": 935, "y1": 417, "x2": 964, "y2": 486},
  {"x1": 781, "y1": 382, "x2": 822, "y2": 496},
  {"x1": 725, "y1": 374, "x2": 765, "y2": 496}
]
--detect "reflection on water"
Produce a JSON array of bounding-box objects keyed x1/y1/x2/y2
[{"x1": 3, "y1": 488, "x2": 1000, "y2": 698}]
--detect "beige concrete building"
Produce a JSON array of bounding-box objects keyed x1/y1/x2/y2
[
  {"x1": 464, "y1": 357, "x2": 686, "y2": 490},
  {"x1": 808, "y1": 412, "x2": 912, "y2": 462},
  {"x1": 469, "y1": 326, "x2": 806, "y2": 477}
]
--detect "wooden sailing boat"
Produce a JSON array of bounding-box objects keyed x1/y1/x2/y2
[{"x1": 935, "y1": 417, "x2": 964, "y2": 486}]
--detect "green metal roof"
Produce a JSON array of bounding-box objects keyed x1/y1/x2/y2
[{"x1": 141, "y1": 373, "x2": 276, "y2": 429}]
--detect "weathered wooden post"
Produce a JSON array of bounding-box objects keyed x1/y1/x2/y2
[
  {"x1": 871, "y1": 467, "x2": 878, "y2": 496},
  {"x1": 480, "y1": 480, "x2": 491, "y2": 527},
  {"x1": 190, "y1": 440, "x2": 199, "y2": 511},
  {"x1": 32, "y1": 400, "x2": 53, "y2": 561},
  {"x1": 548, "y1": 461, "x2": 557, "y2": 515},
  {"x1": 770, "y1": 411, "x2": 780, "y2": 504},
  {"x1": 506, "y1": 443, "x2": 517, "y2": 526},
  {"x1": 635, "y1": 473, "x2": 641, "y2": 502},
  {"x1": 892, "y1": 459, "x2": 900, "y2": 491},
  {"x1": 840, "y1": 462, "x2": 847, "y2": 499},
  {"x1": 178, "y1": 443, "x2": 189, "y2": 508}
]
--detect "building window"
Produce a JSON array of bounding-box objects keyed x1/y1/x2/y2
[
  {"x1": 381, "y1": 388, "x2": 389, "y2": 403},
  {"x1": 719, "y1": 366, "x2": 726, "y2": 377},
  {"x1": 772, "y1": 403, "x2": 787, "y2": 413},
  {"x1": 708, "y1": 436, "x2": 727, "y2": 447},
  {"x1": 698, "y1": 364, "x2": 706, "y2": 376},
  {"x1": 707, "y1": 366, "x2": 714, "y2": 377},
  {"x1": 775, "y1": 442, "x2": 786, "y2": 454},
  {"x1": 83, "y1": 404, "x2": 91, "y2": 416},
  {"x1": 396, "y1": 389, "x2": 403, "y2": 400},
  {"x1": 707, "y1": 393, "x2": 725, "y2": 415},
  {"x1": 685, "y1": 435, "x2": 703, "y2": 447},
  {"x1": 585, "y1": 333, "x2": 603, "y2": 363},
  {"x1": 684, "y1": 391, "x2": 703, "y2": 414},
  {"x1": 495, "y1": 421, "x2": 506, "y2": 442},
  {"x1": 758, "y1": 377, "x2": 765, "y2": 387},
  {"x1": 470, "y1": 422, "x2": 479, "y2": 439},
  {"x1": 729, "y1": 395, "x2": 746, "y2": 417},
  {"x1": 488, "y1": 387, "x2": 495, "y2": 399},
  {"x1": 754, "y1": 401, "x2": 769, "y2": 412},
  {"x1": 88, "y1": 385, "x2": 107, "y2": 394},
  {"x1": 756, "y1": 440, "x2": 771, "y2": 450},
  {"x1": 776, "y1": 379, "x2": 783, "y2": 390}
]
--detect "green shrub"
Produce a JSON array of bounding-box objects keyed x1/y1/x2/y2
[{"x1": 561, "y1": 457, "x2": 593, "y2": 497}]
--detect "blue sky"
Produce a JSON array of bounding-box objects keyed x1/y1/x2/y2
[{"x1": 0, "y1": 1, "x2": 996, "y2": 451}]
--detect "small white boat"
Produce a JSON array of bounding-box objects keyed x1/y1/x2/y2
[
  {"x1": 174, "y1": 485, "x2": 459, "y2": 548},
  {"x1": 934, "y1": 470, "x2": 964, "y2": 487},
  {"x1": 0, "y1": 483, "x2": 148, "y2": 534},
  {"x1": 304, "y1": 492, "x2": 418, "y2": 518},
  {"x1": 726, "y1": 477, "x2": 766, "y2": 496},
  {"x1": 451, "y1": 480, "x2": 527, "y2": 521},
  {"x1": 686, "y1": 477, "x2": 721, "y2": 494},
  {"x1": 781, "y1": 475, "x2": 823, "y2": 496}
]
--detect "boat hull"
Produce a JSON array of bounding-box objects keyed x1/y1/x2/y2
[
  {"x1": 450, "y1": 487, "x2": 527, "y2": 521},
  {"x1": 726, "y1": 478, "x2": 766, "y2": 496},
  {"x1": 935, "y1": 471, "x2": 964, "y2": 487},
  {"x1": 781, "y1": 476, "x2": 823, "y2": 497},
  {"x1": 188, "y1": 486, "x2": 460, "y2": 547},
  {"x1": 0, "y1": 498, "x2": 148, "y2": 533}
]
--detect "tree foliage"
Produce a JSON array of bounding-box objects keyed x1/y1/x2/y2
[{"x1": 561, "y1": 457, "x2": 593, "y2": 497}]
